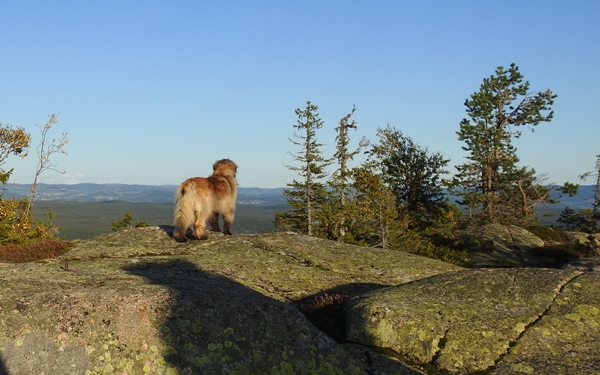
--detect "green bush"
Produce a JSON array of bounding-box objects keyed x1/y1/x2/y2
[
  {"x1": 0, "y1": 197, "x2": 57, "y2": 244},
  {"x1": 111, "y1": 212, "x2": 149, "y2": 231},
  {"x1": 413, "y1": 244, "x2": 470, "y2": 266},
  {"x1": 395, "y1": 229, "x2": 470, "y2": 266}
]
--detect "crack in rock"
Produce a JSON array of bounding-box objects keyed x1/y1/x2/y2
[
  {"x1": 489, "y1": 270, "x2": 585, "y2": 370},
  {"x1": 429, "y1": 326, "x2": 450, "y2": 367}
]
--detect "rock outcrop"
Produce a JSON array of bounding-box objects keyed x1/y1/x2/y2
[
  {"x1": 0, "y1": 226, "x2": 598, "y2": 374},
  {"x1": 466, "y1": 224, "x2": 547, "y2": 267},
  {"x1": 566, "y1": 231, "x2": 600, "y2": 252},
  {"x1": 346, "y1": 267, "x2": 600, "y2": 374},
  {"x1": 0, "y1": 227, "x2": 458, "y2": 375}
]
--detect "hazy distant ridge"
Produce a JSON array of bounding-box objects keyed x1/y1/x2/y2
[
  {"x1": 1, "y1": 183, "x2": 595, "y2": 209},
  {"x1": 1, "y1": 183, "x2": 286, "y2": 205}
]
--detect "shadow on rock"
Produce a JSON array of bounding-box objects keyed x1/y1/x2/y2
[
  {"x1": 294, "y1": 283, "x2": 389, "y2": 343},
  {"x1": 123, "y1": 259, "x2": 363, "y2": 374}
]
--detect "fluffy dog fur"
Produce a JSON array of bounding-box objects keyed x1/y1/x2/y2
[{"x1": 173, "y1": 159, "x2": 237, "y2": 242}]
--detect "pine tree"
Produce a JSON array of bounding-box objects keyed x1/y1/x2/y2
[
  {"x1": 448, "y1": 63, "x2": 557, "y2": 225},
  {"x1": 348, "y1": 162, "x2": 399, "y2": 248},
  {"x1": 278, "y1": 101, "x2": 331, "y2": 236}
]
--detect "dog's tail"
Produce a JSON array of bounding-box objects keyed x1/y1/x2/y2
[{"x1": 173, "y1": 181, "x2": 197, "y2": 242}]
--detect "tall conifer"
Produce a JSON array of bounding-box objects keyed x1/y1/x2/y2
[{"x1": 278, "y1": 101, "x2": 331, "y2": 235}]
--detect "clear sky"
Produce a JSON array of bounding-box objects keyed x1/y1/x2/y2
[{"x1": 1, "y1": 1, "x2": 599, "y2": 188}]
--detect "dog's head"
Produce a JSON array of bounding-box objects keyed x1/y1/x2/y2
[{"x1": 213, "y1": 159, "x2": 237, "y2": 177}]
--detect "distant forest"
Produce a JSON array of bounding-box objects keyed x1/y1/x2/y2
[{"x1": 32, "y1": 201, "x2": 288, "y2": 240}]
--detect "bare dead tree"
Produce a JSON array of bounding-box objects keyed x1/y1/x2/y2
[{"x1": 24, "y1": 114, "x2": 68, "y2": 219}]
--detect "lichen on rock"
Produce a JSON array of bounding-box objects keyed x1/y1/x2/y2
[
  {"x1": 2, "y1": 227, "x2": 452, "y2": 374},
  {"x1": 345, "y1": 267, "x2": 600, "y2": 374},
  {"x1": 3, "y1": 226, "x2": 597, "y2": 374}
]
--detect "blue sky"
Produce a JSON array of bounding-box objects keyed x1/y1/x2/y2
[{"x1": 1, "y1": 1, "x2": 599, "y2": 188}]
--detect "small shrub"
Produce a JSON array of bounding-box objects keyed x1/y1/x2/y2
[
  {"x1": 386, "y1": 228, "x2": 470, "y2": 266},
  {"x1": 111, "y1": 212, "x2": 149, "y2": 231},
  {"x1": 0, "y1": 239, "x2": 73, "y2": 263},
  {"x1": 0, "y1": 198, "x2": 59, "y2": 244}
]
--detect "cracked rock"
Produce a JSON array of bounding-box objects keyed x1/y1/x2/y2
[{"x1": 345, "y1": 268, "x2": 594, "y2": 374}]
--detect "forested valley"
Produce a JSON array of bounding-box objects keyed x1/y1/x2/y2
[{"x1": 31, "y1": 200, "x2": 285, "y2": 240}]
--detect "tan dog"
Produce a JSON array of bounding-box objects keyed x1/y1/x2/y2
[{"x1": 173, "y1": 159, "x2": 238, "y2": 242}]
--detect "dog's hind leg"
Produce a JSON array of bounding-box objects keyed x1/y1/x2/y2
[
  {"x1": 192, "y1": 206, "x2": 210, "y2": 240},
  {"x1": 221, "y1": 210, "x2": 235, "y2": 235},
  {"x1": 208, "y1": 212, "x2": 220, "y2": 232}
]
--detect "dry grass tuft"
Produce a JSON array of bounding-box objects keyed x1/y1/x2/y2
[{"x1": 0, "y1": 239, "x2": 73, "y2": 263}]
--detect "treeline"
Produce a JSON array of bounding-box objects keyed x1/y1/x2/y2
[{"x1": 276, "y1": 63, "x2": 600, "y2": 263}]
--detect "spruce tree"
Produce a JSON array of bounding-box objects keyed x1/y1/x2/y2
[
  {"x1": 557, "y1": 206, "x2": 578, "y2": 230},
  {"x1": 278, "y1": 101, "x2": 331, "y2": 236}
]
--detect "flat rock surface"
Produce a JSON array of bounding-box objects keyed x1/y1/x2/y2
[
  {"x1": 0, "y1": 227, "x2": 459, "y2": 375},
  {"x1": 3, "y1": 227, "x2": 597, "y2": 374}
]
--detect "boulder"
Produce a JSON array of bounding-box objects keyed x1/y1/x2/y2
[
  {"x1": 466, "y1": 224, "x2": 546, "y2": 267},
  {"x1": 565, "y1": 231, "x2": 600, "y2": 252}
]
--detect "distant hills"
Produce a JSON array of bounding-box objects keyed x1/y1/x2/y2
[
  {"x1": 0, "y1": 183, "x2": 596, "y2": 237},
  {"x1": 540, "y1": 185, "x2": 597, "y2": 210},
  {"x1": 1, "y1": 182, "x2": 596, "y2": 210},
  {"x1": 0, "y1": 183, "x2": 287, "y2": 206}
]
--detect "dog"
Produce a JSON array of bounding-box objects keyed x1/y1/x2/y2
[{"x1": 173, "y1": 159, "x2": 237, "y2": 242}]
